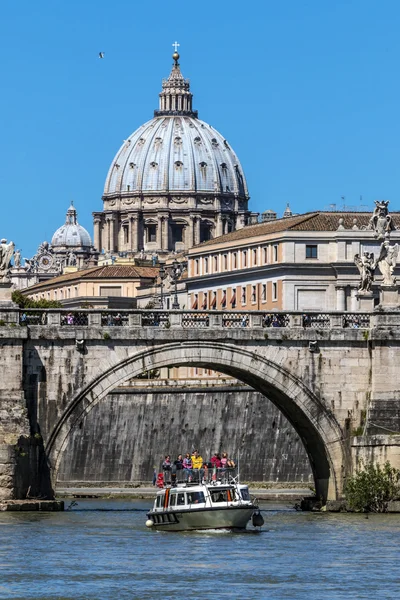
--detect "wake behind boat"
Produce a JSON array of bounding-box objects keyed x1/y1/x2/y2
[{"x1": 146, "y1": 469, "x2": 262, "y2": 532}]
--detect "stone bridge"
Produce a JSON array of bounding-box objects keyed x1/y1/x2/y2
[{"x1": 1, "y1": 307, "x2": 400, "y2": 503}]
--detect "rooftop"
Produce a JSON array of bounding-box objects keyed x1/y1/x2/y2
[
  {"x1": 191, "y1": 211, "x2": 400, "y2": 249},
  {"x1": 25, "y1": 265, "x2": 158, "y2": 293}
]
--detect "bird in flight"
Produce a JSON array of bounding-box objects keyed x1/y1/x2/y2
[{"x1": 99, "y1": 52, "x2": 105, "y2": 59}]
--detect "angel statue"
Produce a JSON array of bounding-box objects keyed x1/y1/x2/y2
[
  {"x1": 0, "y1": 239, "x2": 15, "y2": 282},
  {"x1": 354, "y1": 252, "x2": 376, "y2": 292},
  {"x1": 368, "y1": 200, "x2": 396, "y2": 240},
  {"x1": 376, "y1": 240, "x2": 399, "y2": 287}
]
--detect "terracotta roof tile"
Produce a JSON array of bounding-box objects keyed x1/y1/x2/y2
[{"x1": 192, "y1": 211, "x2": 400, "y2": 249}]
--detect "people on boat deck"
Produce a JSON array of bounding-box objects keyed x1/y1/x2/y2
[
  {"x1": 221, "y1": 452, "x2": 236, "y2": 468},
  {"x1": 162, "y1": 456, "x2": 171, "y2": 471},
  {"x1": 211, "y1": 453, "x2": 222, "y2": 468},
  {"x1": 182, "y1": 453, "x2": 192, "y2": 481},
  {"x1": 191, "y1": 450, "x2": 204, "y2": 481},
  {"x1": 171, "y1": 455, "x2": 184, "y2": 484}
]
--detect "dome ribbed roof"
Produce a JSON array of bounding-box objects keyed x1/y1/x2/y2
[
  {"x1": 51, "y1": 204, "x2": 92, "y2": 248},
  {"x1": 104, "y1": 116, "x2": 248, "y2": 197},
  {"x1": 103, "y1": 54, "x2": 248, "y2": 200}
]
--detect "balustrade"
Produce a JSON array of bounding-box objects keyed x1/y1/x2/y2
[{"x1": 2, "y1": 309, "x2": 373, "y2": 330}]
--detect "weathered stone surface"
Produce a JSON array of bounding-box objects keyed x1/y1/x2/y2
[
  {"x1": 57, "y1": 387, "x2": 313, "y2": 485},
  {"x1": 2, "y1": 308, "x2": 400, "y2": 501}
]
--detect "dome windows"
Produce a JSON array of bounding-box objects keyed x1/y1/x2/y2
[
  {"x1": 220, "y1": 162, "x2": 228, "y2": 174},
  {"x1": 174, "y1": 136, "x2": 182, "y2": 146},
  {"x1": 174, "y1": 161, "x2": 183, "y2": 169},
  {"x1": 194, "y1": 136, "x2": 202, "y2": 146},
  {"x1": 138, "y1": 138, "x2": 145, "y2": 146},
  {"x1": 129, "y1": 162, "x2": 136, "y2": 169},
  {"x1": 211, "y1": 138, "x2": 219, "y2": 148},
  {"x1": 150, "y1": 161, "x2": 158, "y2": 168},
  {"x1": 154, "y1": 137, "x2": 163, "y2": 147}
]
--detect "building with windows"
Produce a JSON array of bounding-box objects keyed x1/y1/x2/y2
[
  {"x1": 92, "y1": 50, "x2": 250, "y2": 258},
  {"x1": 185, "y1": 211, "x2": 400, "y2": 312},
  {"x1": 24, "y1": 265, "x2": 158, "y2": 309}
]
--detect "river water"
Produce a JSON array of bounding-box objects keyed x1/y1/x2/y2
[{"x1": 0, "y1": 499, "x2": 398, "y2": 600}]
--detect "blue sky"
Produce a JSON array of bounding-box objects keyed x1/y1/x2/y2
[{"x1": 1, "y1": 0, "x2": 400, "y2": 257}]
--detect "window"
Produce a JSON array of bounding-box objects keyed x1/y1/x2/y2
[
  {"x1": 169, "y1": 494, "x2": 177, "y2": 507},
  {"x1": 195, "y1": 259, "x2": 199, "y2": 275},
  {"x1": 75, "y1": 286, "x2": 78, "y2": 297},
  {"x1": 214, "y1": 255, "x2": 218, "y2": 271},
  {"x1": 233, "y1": 253, "x2": 237, "y2": 268},
  {"x1": 272, "y1": 282, "x2": 277, "y2": 301},
  {"x1": 187, "y1": 491, "x2": 205, "y2": 504},
  {"x1": 263, "y1": 247, "x2": 268, "y2": 263},
  {"x1": 202, "y1": 294, "x2": 208, "y2": 309},
  {"x1": 204, "y1": 257, "x2": 208, "y2": 273},
  {"x1": 231, "y1": 289, "x2": 237, "y2": 308},
  {"x1": 221, "y1": 289, "x2": 226, "y2": 308},
  {"x1": 251, "y1": 285, "x2": 256, "y2": 303},
  {"x1": 306, "y1": 245, "x2": 318, "y2": 259},
  {"x1": 262, "y1": 284, "x2": 267, "y2": 302},
  {"x1": 100, "y1": 286, "x2": 122, "y2": 297},
  {"x1": 192, "y1": 294, "x2": 198, "y2": 309},
  {"x1": 223, "y1": 254, "x2": 228, "y2": 270},
  {"x1": 54, "y1": 291, "x2": 57, "y2": 300},
  {"x1": 253, "y1": 248, "x2": 257, "y2": 265},
  {"x1": 273, "y1": 245, "x2": 278, "y2": 262},
  {"x1": 146, "y1": 224, "x2": 157, "y2": 243},
  {"x1": 211, "y1": 292, "x2": 217, "y2": 309},
  {"x1": 241, "y1": 287, "x2": 247, "y2": 304},
  {"x1": 243, "y1": 250, "x2": 247, "y2": 267}
]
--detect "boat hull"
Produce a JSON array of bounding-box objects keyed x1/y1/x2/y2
[{"x1": 147, "y1": 505, "x2": 255, "y2": 531}]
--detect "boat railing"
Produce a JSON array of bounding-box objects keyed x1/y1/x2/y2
[{"x1": 161, "y1": 467, "x2": 238, "y2": 486}]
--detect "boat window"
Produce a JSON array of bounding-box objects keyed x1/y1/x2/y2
[
  {"x1": 156, "y1": 493, "x2": 164, "y2": 508},
  {"x1": 176, "y1": 493, "x2": 185, "y2": 506},
  {"x1": 241, "y1": 487, "x2": 250, "y2": 501},
  {"x1": 211, "y1": 490, "x2": 227, "y2": 503},
  {"x1": 187, "y1": 491, "x2": 205, "y2": 504},
  {"x1": 169, "y1": 494, "x2": 177, "y2": 507}
]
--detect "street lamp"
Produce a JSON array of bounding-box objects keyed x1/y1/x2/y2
[
  {"x1": 159, "y1": 264, "x2": 166, "y2": 308},
  {"x1": 171, "y1": 260, "x2": 182, "y2": 309}
]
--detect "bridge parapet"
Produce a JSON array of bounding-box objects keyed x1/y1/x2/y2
[{"x1": 0, "y1": 308, "x2": 377, "y2": 330}]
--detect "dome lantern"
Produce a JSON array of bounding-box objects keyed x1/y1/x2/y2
[{"x1": 154, "y1": 47, "x2": 198, "y2": 118}]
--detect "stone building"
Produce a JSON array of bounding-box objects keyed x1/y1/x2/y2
[
  {"x1": 24, "y1": 264, "x2": 157, "y2": 309},
  {"x1": 92, "y1": 50, "x2": 250, "y2": 257},
  {"x1": 185, "y1": 210, "x2": 400, "y2": 312}
]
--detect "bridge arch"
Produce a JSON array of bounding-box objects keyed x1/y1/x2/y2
[{"x1": 47, "y1": 341, "x2": 349, "y2": 501}]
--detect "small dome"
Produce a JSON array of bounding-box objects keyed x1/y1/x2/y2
[{"x1": 51, "y1": 203, "x2": 92, "y2": 248}]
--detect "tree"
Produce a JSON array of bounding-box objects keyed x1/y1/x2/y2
[
  {"x1": 344, "y1": 461, "x2": 400, "y2": 513},
  {"x1": 12, "y1": 290, "x2": 62, "y2": 309}
]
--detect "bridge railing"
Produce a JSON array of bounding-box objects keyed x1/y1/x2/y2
[{"x1": 10, "y1": 309, "x2": 373, "y2": 330}]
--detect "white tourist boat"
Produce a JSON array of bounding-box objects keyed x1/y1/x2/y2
[{"x1": 146, "y1": 471, "x2": 262, "y2": 532}]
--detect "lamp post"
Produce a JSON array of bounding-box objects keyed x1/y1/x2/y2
[
  {"x1": 159, "y1": 264, "x2": 166, "y2": 308},
  {"x1": 171, "y1": 260, "x2": 182, "y2": 309}
]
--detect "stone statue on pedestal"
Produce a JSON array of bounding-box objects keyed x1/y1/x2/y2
[
  {"x1": 376, "y1": 240, "x2": 399, "y2": 287},
  {"x1": 354, "y1": 252, "x2": 376, "y2": 292},
  {"x1": 368, "y1": 200, "x2": 395, "y2": 239},
  {"x1": 13, "y1": 249, "x2": 21, "y2": 268},
  {"x1": 0, "y1": 239, "x2": 15, "y2": 282}
]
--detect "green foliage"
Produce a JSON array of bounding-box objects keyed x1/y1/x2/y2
[
  {"x1": 103, "y1": 332, "x2": 111, "y2": 340},
  {"x1": 12, "y1": 290, "x2": 61, "y2": 309},
  {"x1": 0, "y1": 320, "x2": 5, "y2": 326},
  {"x1": 362, "y1": 330, "x2": 369, "y2": 341},
  {"x1": 344, "y1": 461, "x2": 400, "y2": 513}
]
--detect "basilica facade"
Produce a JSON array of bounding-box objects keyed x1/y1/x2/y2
[{"x1": 92, "y1": 51, "x2": 251, "y2": 258}]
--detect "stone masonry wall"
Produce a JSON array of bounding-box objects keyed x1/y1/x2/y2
[{"x1": 57, "y1": 386, "x2": 313, "y2": 485}]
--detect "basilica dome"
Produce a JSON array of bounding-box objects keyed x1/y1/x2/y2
[
  {"x1": 104, "y1": 115, "x2": 248, "y2": 198},
  {"x1": 103, "y1": 53, "x2": 248, "y2": 199},
  {"x1": 51, "y1": 203, "x2": 92, "y2": 249},
  {"x1": 94, "y1": 51, "x2": 251, "y2": 257}
]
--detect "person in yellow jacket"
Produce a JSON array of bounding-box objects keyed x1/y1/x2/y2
[{"x1": 191, "y1": 450, "x2": 204, "y2": 482}]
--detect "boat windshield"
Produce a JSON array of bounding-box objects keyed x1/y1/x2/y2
[{"x1": 210, "y1": 488, "x2": 237, "y2": 503}]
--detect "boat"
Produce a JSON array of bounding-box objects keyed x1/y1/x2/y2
[{"x1": 145, "y1": 469, "x2": 261, "y2": 532}]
